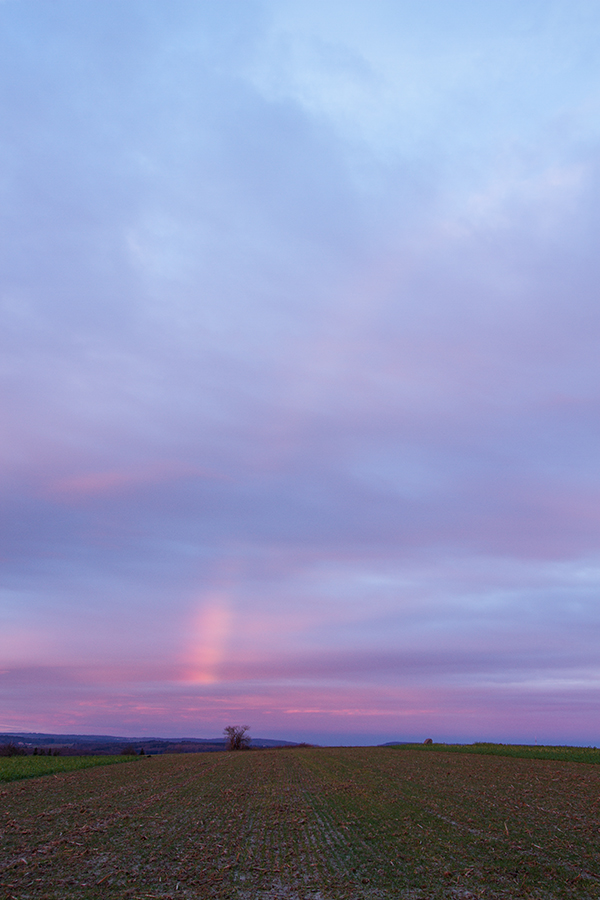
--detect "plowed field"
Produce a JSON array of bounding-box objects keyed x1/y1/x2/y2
[{"x1": 1, "y1": 747, "x2": 599, "y2": 899}]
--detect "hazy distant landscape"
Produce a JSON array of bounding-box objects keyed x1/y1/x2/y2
[{"x1": 0, "y1": 731, "x2": 298, "y2": 757}]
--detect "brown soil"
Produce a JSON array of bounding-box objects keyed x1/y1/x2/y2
[{"x1": 1, "y1": 747, "x2": 599, "y2": 899}]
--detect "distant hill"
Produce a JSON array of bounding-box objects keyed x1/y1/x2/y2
[{"x1": 0, "y1": 732, "x2": 299, "y2": 756}]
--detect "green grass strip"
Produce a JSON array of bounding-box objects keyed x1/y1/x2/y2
[
  {"x1": 386, "y1": 742, "x2": 600, "y2": 764},
  {"x1": 0, "y1": 754, "x2": 139, "y2": 784}
]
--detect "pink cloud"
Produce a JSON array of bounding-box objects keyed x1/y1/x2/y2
[
  {"x1": 3, "y1": 669, "x2": 599, "y2": 745},
  {"x1": 44, "y1": 462, "x2": 226, "y2": 500}
]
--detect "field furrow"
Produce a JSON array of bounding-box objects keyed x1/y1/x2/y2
[{"x1": 1, "y1": 748, "x2": 600, "y2": 899}]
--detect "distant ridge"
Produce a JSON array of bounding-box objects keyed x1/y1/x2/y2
[{"x1": 0, "y1": 732, "x2": 299, "y2": 755}]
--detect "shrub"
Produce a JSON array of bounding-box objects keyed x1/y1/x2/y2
[
  {"x1": 0, "y1": 743, "x2": 27, "y2": 757},
  {"x1": 224, "y1": 725, "x2": 251, "y2": 751}
]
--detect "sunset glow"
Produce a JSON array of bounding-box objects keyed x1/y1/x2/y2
[{"x1": 2, "y1": 0, "x2": 600, "y2": 745}]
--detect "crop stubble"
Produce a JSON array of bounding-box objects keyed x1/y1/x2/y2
[{"x1": 1, "y1": 747, "x2": 600, "y2": 899}]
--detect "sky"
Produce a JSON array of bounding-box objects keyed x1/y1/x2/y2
[{"x1": 2, "y1": 0, "x2": 600, "y2": 746}]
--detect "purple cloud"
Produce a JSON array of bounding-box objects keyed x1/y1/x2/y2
[{"x1": 2, "y1": 0, "x2": 600, "y2": 744}]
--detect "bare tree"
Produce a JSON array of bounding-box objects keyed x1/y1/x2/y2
[{"x1": 224, "y1": 725, "x2": 251, "y2": 751}]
